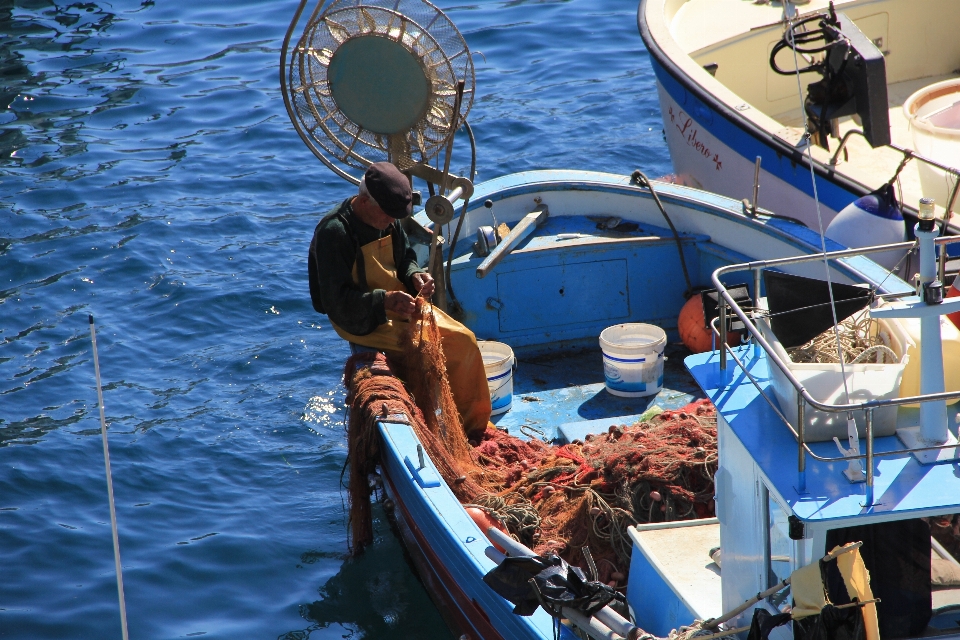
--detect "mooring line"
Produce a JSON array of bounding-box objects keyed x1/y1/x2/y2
[{"x1": 89, "y1": 314, "x2": 130, "y2": 640}]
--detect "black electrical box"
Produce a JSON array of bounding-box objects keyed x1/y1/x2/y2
[{"x1": 805, "y1": 11, "x2": 890, "y2": 149}]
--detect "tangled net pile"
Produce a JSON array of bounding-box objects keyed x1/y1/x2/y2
[
  {"x1": 786, "y1": 309, "x2": 899, "y2": 364},
  {"x1": 345, "y1": 299, "x2": 718, "y2": 587}
]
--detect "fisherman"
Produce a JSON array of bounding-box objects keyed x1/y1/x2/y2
[{"x1": 308, "y1": 161, "x2": 491, "y2": 437}]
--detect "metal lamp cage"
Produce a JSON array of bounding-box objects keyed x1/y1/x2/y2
[{"x1": 283, "y1": 0, "x2": 475, "y2": 183}]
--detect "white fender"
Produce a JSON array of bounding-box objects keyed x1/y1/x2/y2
[{"x1": 826, "y1": 188, "x2": 905, "y2": 272}]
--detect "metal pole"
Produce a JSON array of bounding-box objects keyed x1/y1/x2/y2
[
  {"x1": 939, "y1": 241, "x2": 947, "y2": 283},
  {"x1": 89, "y1": 315, "x2": 130, "y2": 640},
  {"x1": 916, "y1": 226, "x2": 949, "y2": 442},
  {"x1": 797, "y1": 395, "x2": 806, "y2": 493},
  {"x1": 753, "y1": 267, "x2": 762, "y2": 310},
  {"x1": 719, "y1": 295, "x2": 727, "y2": 371},
  {"x1": 752, "y1": 156, "x2": 761, "y2": 216},
  {"x1": 865, "y1": 408, "x2": 874, "y2": 507},
  {"x1": 753, "y1": 267, "x2": 762, "y2": 356}
]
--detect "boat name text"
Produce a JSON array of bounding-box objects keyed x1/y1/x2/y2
[{"x1": 668, "y1": 106, "x2": 722, "y2": 171}]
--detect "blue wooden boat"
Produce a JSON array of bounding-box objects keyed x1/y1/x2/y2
[
  {"x1": 280, "y1": 1, "x2": 960, "y2": 637},
  {"x1": 366, "y1": 169, "x2": 960, "y2": 640}
]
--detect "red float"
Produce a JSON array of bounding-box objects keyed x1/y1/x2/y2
[
  {"x1": 678, "y1": 294, "x2": 744, "y2": 353},
  {"x1": 678, "y1": 295, "x2": 713, "y2": 353},
  {"x1": 465, "y1": 506, "x2": 507, "y2": 552}
]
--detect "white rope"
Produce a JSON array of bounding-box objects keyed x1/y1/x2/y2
[
  {"x1": 851, "y1": 344, "x2": 899, "y2": 364},
  {"x1": 89, "y1": 315, "x2": 130, "y2": 640},
  {"x1": 786, "y1": 19, "x2": 853, "y2": 407}
]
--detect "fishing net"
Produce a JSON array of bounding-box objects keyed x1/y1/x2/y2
[
  {"x1": 471, "y1": 399, "x2": 717, "y2": 585},
  {"x1": 344, "y1": 300, "x2": 494, "y2": 553},
  {"x1": 344, "y1": 299, "x2": 718, "y2": 588}
]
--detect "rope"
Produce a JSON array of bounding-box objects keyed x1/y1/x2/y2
[
  {"x1": 786, "y1": 13, "x2": 853, "y2": 409},
  {"x1": 786, "y1": 309, "x2": 898, "y2": 364}
]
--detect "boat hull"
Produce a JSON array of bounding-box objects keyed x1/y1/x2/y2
[
  {"x1": 375, "y1": 419, "x2": 565, "y2": 640},
  {"x1": 381, "y1": 469, "x2": 507, "y2": 640},
  {"x1": 647, "y1": 50, "x2": 859, "y2": 230}
]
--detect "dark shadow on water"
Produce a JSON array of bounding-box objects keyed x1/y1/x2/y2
[{"x1": 281, "y1": 504, "x2": 453, "y2": 640}]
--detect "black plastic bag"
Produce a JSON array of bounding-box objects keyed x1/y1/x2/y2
[{"x1": 483, "y1": 553, "x2": 623, "y2": 618}]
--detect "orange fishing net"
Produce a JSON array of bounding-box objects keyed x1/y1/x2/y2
[
  {"x1": 472, "y1": 399, "x2": 717, "y2": 584},
  {"x1": 344, "y1": 300, "x2": 718, "y2": 587},
  {"x1": 344, "y1": 300, "x2": 492, "y2": 553}
]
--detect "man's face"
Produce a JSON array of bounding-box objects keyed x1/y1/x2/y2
[{"x1": 356, "y1": 195, "x2": 396, "y2": 230}]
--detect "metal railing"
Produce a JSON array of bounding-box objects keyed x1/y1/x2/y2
[
  {"x1": 829, "y1": 128, "x2": 960, "y2": 224},
  {"x1": 710, "y1": 236, "x2": 960, "y2": 506}
]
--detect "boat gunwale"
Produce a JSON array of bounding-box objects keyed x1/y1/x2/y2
[{"x1": 426, "y1": 169, "x2": 900, "y2": 295}]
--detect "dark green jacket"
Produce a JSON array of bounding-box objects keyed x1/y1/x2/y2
[{"x1": 308, "y1": 198, "x2": 424, "y2": 336}]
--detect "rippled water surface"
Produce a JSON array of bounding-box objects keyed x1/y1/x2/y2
[{"x1": 0, "y1": 0, "x2": 670, "y2": 637}]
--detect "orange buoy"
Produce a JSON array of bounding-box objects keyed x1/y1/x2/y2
[
  {"x1": 948, "y1": 278, "x2": 960, "y2": 329},
  {"x1": 678, "y1": 295, "x2": 713, "y2": 353},
  {"x1": 678, "y1": 294, "x2": 744, "y2": 353},
  {"x1": 465, "y1": 506, "x2": 506, "y2": 552}
]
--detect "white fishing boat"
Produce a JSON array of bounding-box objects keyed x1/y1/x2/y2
[
  {"x1": 281, "y1": 1, "x2": 960, "y2": 638},
  {"x1": 638, "y1": 0, "x2": 960, "y2": 261}
]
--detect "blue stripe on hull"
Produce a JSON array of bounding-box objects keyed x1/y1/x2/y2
[{"x1": 649, "y1": 56, "x2": 860, "y2": 215}]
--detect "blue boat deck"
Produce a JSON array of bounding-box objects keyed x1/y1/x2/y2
[
  {"x1": 491, "y1": 343, "x2": 705, "y2": 442},
  {"x1": 686, "y1": 346, "x2": 960, "y2": 526}
]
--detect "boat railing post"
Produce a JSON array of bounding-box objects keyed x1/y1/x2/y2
[
  {"x1": 945, "y1": 175, "x2": 960, "y2": 224},
  {"x1": 939, "y1": 240, "x2": 947, "y2": 283},
  {"x1": 865, "y1": 408, "x2": 874, "y2": 507},
  {"x1": 751, "y1": 156, "x2": 761, "y2": 216},
  {"x1": 753, "y1": 266, "x2": 762, "y2": 356},
  {"x1": 719, "y1": 291, "x2": 727, "y2": 371},
  {"x1": 797, "y1": 395, "x2": 806, "y2": 493}
]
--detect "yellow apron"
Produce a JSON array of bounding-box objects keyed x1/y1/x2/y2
[{"x1": 332, "y1": 233, "x2": 491, "y2": 436}]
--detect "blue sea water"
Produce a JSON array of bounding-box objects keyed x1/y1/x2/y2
[{"x1": 0, "y1": 0, "x2": 671, "y2": 638}]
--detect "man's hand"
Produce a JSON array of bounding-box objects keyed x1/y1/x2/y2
[
  {"x1": 385, "y1": 290, "x2": 417, "y2": 318},
  {"x1": 412, "y1": 272, "x2": 435, "y2": 299}
]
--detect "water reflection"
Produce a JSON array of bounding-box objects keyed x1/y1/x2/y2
[
  {"x1": 0, "y1": 0, "x2": 127, "y2": 165},
  {"x1": 281, "y1": 507, "x2": 453, "y2": 640}
]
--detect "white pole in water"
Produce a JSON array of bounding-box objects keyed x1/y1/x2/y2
[{"x1": 89, "y1": 314, "x2": 130, "y2": 640}]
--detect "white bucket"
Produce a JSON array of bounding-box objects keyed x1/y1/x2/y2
[
  {"x1": 599, "y1": 323, "x2": 667, "y2": 397},
  {"x1": 479, "y1": 341, "x2": 515, "y2": 415}
]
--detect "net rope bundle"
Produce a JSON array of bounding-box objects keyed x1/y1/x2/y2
[
  {"x1": 344, "y1": 300, "x2": 718, "y2": 587},
  {"x1": 786, "y1": 309, "x2": 898, "y2": 364}
]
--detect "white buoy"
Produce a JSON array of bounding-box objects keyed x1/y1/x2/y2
[{"x1": 826, "y1": 186, "x2": 905, "y2": 271}]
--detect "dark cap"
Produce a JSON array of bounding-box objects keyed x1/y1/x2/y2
[{"x1": 364, "y1": 162, "x2": 412, "y2": 219}]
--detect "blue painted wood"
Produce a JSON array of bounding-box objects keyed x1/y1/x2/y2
[
  {"x1": 404, "y1": 455, "x2": 441, "y2": 488},
  {"x1": 490, "y1": 347, "x2": 702, "y2": 441},
  {"x1": 452, "y1": 218, "x2": 703, "y2": 347},
  {"x1": 430, "y1": 172, "x2": 907, "y2": 351},
  {"x1": 627, "y1": 542, "x2": 696, "y2": 636},
  {"x1": 685, "y1": 348, "x2": 960, "y2": 527},
  {"x1": 496, "y1": 259, "x2": 629, "y2": 332}
]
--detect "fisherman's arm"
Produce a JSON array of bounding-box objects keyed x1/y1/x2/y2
[
  {"x1": 395, "y1": 224, "x2": 435, "y2": 298},
  {"x1": 312, "y1": 221, "x2": 387, "y2": 335}
]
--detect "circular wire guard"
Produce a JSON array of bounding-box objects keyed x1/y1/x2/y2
[{"x1": 287, "y1": 0, "x2": 474, "y2": 175}]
